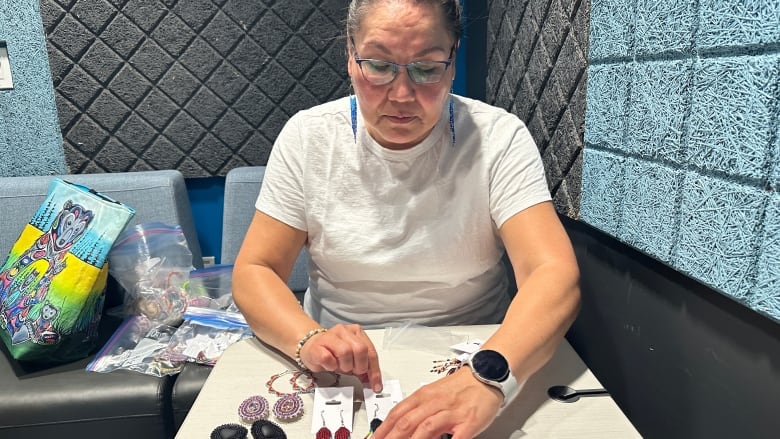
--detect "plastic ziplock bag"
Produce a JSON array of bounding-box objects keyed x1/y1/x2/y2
[
  {"x1": 159, "y1": 307, "x2": 252, "y2": 366},
  {"x1": 185, "y1": 264, "x2": 235, "y2": 310},
  {"x1": 86, "y1": 315, "x2": 183, "y2": 377},
  {"x1": 382, "y1": 321, "x2": 466, "y2": 356},
  {"x1": 107, "y1": 222, "x2": 194, "y2": 325}
]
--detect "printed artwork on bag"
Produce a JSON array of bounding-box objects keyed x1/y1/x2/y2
[
  {"x1": 0, "y1": 199, "x2": 99, "y2": 345},
  {"x1": 0, "y1": 178, "x2": 134, "y2": 362}
]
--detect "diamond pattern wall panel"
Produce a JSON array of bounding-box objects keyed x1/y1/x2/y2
[
  {"x1": 486, "y1": 0, "x2": 590, "y2": 219},
  {"x1": 41, "y1": 0, "x2": 351, "y2": 177}
]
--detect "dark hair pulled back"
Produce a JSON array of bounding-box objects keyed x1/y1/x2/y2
[{"x1": 346, "y1": 0, "x2": 462, "y2": 43}]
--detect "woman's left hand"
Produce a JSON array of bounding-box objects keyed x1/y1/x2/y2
[{"x1": 371, "y1": 366, "x2": 503, "y2": 439}]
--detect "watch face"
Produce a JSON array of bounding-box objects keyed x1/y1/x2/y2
[{"x1": 472, "y1": 350, "x2": 509, "y2": 382}]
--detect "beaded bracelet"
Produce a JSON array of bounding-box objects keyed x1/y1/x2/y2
[{"x1": 294, "y1": 328, "x2": 327, "y2": 370}]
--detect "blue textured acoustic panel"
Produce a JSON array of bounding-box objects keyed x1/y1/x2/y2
[
  {"x1": 620, "y1": 159, "x2": 681, "y2": 263},
  {"x1": 674, "y1": 173, "x2": 765, "y2": 302},
  {"x1": 774, "y1": 126, "x2": 780, "y2": 189},
  {"x1": 0, "y1": 0, "x2": 65, "y2": 177},
  {"x1": 698, "y1": 0, "x2": 780, "y2": 49},
  {"x1": 584, "y1": 0, "x2": 780, "y2": 322},
  {"x1": 626, "y1": 59, "x2": 693, "y2": 161},
  {"x1": 634, "y1": 0, "x2": 696, "y2": 56},
  {"x1": 580, "y1": 149, "x2": 625, "y2": 236},
  {"x1": 583, "y1": 63, "x2": 629, "y2": 149},
  {"x1": 685, "y1": 55, "x2": 779, "y2": 180},
  {"x1": 753, "y1": 193, "x2": 780, "y2": 318},
  {"x1": 587, "y1": 0, "x2": 633, "y2": 60}
]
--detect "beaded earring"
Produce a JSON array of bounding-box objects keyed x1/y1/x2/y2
[
  {"x1": 315, "y1": 408, "x2": 351, "y2": 439},
  {"x1": 370, "y1": 403, "x2": 383, "y2": 433},
  {"x1": 238, "y1": 395, "x2": 270, "y2": 423},
  {"x1": 351, "y1": 95, "x2": 358, "y2": 143},
  {"x1": 335, "y1": 409, "x2": 351, "y2": 439},
  {"x1": 250, "y1": 419, "x2": 287, "y2": 439},
  {"x1": 211, "y1": 423, "x2": 248, "y2": 439},
  {"x1": 362, "y1": 404, "x2": 383, "y2": 438},
  {"x1": 449, "y1": 95, "x2": 456, "y2": 146},
  {"x1": 265, "y1": 370, "x2": 314, "y2": 422},
  {"x1": 316, "y1": 410, "x2": 330, "y2": 439}
]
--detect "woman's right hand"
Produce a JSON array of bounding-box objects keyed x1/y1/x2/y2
[{"x1": 298, "y1": 323, "x2": 384, "y2": 393}]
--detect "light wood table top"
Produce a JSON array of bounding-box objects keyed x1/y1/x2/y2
[{"x1": 176, "y1": 325, "x2": 641, "y2": 438}]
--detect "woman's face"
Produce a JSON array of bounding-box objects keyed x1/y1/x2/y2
[{"x1": 348, "y1": 1, "x2": 456, "y2": 150}]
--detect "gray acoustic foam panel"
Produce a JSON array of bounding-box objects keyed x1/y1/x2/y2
[
  {"x1": 485, "y1": 0, "x2": 590, "y2": 219},
  {"x1": 41, "y1": 0, "x2": 351, "y2": 177}
]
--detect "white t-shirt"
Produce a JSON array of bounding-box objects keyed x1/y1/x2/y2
[{"x1": 256, "y1": 95, "x2": 551, "y2": 328}]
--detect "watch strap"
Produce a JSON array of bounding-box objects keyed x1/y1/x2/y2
[
  {"x1": 498, "y1": 370, "x2": 522, "y2": 408},
  {"x1": 467, "y1": 350, "x2": 523, "y2": 409}
]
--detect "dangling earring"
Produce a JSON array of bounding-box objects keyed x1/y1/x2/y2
[
  {"x1": 316, "y1": 411, "x2": 331, "y2": 439},
  {"x1": 350, "y1": 95, "x2": 358, "y2": 143},
  {"x1": 334, "y1": 409, "x2": 351, "y2": 439},
  {"x1": 370, "y1": 403, "x2": 382, "y2": 433},
  {"x1": 449, "y1": 94, "x2": 456, "y2": 146}
]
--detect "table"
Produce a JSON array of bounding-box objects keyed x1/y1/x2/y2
[{"x1": 176, "y1": 325, "x2": 641, "y2": 438}]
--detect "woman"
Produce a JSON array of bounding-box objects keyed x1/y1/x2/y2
[{"x1": 232, "y1": 0, "x2": 581, "y2": 437}]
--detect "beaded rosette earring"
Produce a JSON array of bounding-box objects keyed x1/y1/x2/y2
[
  {"x1": 265, "y1": 370, "x2": 315, "y2": 422},
  {"x1": 238, "y1": 395, "x2": 270, "y2": 423}
]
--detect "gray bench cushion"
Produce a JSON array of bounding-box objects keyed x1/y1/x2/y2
[{"x1": 221, "y1": 166, "x2": 308, "y2": 293}]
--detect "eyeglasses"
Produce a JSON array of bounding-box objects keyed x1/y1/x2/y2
[{"x1": 351, "y1": 38, "x2": 455, "y2": 85}]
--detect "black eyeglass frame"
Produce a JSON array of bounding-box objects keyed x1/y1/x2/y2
[{"x1": 350, "y1": 38, "x2": 456, "y2": 85}]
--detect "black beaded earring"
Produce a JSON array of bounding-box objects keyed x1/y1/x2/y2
[
  {"x1": 211, "y1": 423, "x2": 248, "y2": 439},
  {"x1": 250, "y1": 419, "x2": 287, "y2": 439},
  {"x1": 370, "y1": 404, "x2": 382, "y2": 432}
]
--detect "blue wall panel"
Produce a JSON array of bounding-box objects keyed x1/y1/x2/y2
[
  {"x1": 0, "y1": 0, "x2": 65, "y2": 177},
  {"x1": 698, "y1": 0, "x2": 780, "y2": 49},
  {"x1": 587, "y1": 0, "x2": 633, "y2": 60},
  {"x1": 620, "y1": 159, "x2": 681, "y2": 263},
  {"x1": 583, "y1": 0, "x2": 780, "y2": 321},
  {"x1": 685, "y1": 54, "x2": 779, "y2": 180},
  {"x1": 626, "y1": 59, "x2": 692, "y2": 162},
  {"x1": 580, "y1": 149, "x2": 625, "y2": 236},
  {"x1": 583, "y1": 63, "x2": 629, "y2": 149},
  {"x1": 674, "y1": 173, "x2": 765, "y2": 302},
  {"x1": 634, "y1": 0, "x2": 696, "y2": 56},
  {"x1": 753, "y1": 193, "x2": 780, "y2": 318}
]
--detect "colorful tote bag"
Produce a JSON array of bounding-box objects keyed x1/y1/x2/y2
[{"x1": 0, "y1": 178, "x2": 135, "y2": 362}]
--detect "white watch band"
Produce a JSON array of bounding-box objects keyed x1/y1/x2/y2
[
  {"x1": 498, "y1": 371, "x2": 522, "y2": 408},
  {"x1": 465, "y1": 350, "x2": 524, "y2": 409}
]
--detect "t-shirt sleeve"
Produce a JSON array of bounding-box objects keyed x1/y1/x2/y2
[
  {"x1": 489, "y1": 113, "x2": 552, "y2": 228},
  {"x1": 255, "y1": 114, "x2": 308, "y2": 232}
]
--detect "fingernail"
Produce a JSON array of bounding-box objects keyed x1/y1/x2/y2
[{"x1": 373, "y1": 385, "x2": 382, "y2": 393}]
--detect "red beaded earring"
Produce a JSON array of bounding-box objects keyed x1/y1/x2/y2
[{"x1": 315, "y1": 409, "x2": 350, "y2": 439}]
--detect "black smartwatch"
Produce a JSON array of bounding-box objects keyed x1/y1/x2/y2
[{"x1": 464, "y1": 349, "x2": 521, "y2": 408}]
